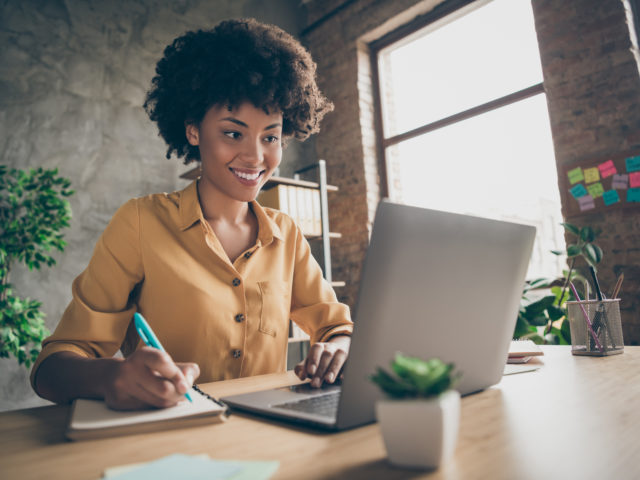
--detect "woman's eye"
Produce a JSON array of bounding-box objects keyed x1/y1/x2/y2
[
  {"x1": 224, "y1": 131, "x2": 241, "y2": 140},
  {"x1": 264, "y1": 135, "x2": 280, "y2": 144}
]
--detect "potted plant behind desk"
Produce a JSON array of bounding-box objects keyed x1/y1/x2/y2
[
  {"x1": 0, "y1": 166, "x2": 73, "y2": 367},
  {"x1": 515, "y1": 222, "x2": 602, "y2": 345},
  {"x1": 371, "y1": 354, "x2": 462, "y2": 470}
]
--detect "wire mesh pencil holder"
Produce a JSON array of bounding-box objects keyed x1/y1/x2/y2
[{"x1": 566, "y1": 299, "x2": 624, "y2": 356}]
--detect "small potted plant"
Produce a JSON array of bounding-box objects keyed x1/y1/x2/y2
[{"x1": 371, "y1": 353, "x2": 462, "y2": 469}]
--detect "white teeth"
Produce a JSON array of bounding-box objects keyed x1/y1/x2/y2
[{"x1": 233, "y1": 170, "x2": 261, "y2": 180}]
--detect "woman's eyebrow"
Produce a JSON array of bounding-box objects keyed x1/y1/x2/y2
[
  {"x1": 221, "y1": 117, "x2": 248, "y2": 127},
  {"x1": 221, "y1": 117, "x2": 282, "y2": 130},
  {"x1": 220, "y1": 117, "x2": 282, "y2": 131}
]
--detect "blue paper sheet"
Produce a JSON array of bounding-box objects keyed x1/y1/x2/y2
[
  {"x1": 107, "y1": 454, "x2": 240, "y2": 480},
  {"x1": 105, "y1": 454, "x2": 279, "y2": 480}
]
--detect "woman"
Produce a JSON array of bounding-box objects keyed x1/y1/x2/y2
[{"x1": 31, "y1": 18, "x2": 353, "y2": 410}]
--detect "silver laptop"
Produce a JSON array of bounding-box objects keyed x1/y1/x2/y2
[{"x1": 221, "y1": 199, "x2": 536, "y2": 431}]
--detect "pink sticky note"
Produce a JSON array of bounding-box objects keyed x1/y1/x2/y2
[
  {"x1": 598, "y1": 160, "x2": 617, "y2": 178},
  {"x1": 630, "y1": 171, "x2": 640, "y2": 188}
]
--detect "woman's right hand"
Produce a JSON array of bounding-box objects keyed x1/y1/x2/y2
[{"x1": 103, "y1": 347, "x2": 200, "y2": 410}]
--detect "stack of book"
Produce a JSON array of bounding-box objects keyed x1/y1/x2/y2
[{"x1": 257, "y1": 184, "x2": 322, "y2": 236}]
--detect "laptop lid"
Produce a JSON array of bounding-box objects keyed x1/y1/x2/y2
[
  {"x1": 334, "y1": 200, "x2": 535, "y2": 429},
  {"x1": 222, "y1": 200, "x2": 535, "y2": 431}
]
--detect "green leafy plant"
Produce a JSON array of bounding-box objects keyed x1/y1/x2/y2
[
  {"x1": 551, "y1": 223, "x2": 602, "y2": 306},
  {"x1": 516, "y1": 277, "x2": 573, "y2": 344},
  {"x1": 370, "y1": 354, "x2": 461, "y2": 399},
  {"x1": 0, "y1": 166, "x2": 74, "y2": 367},
  {"x1": 515, "y1": 222, "x2": 602, "y2": 345}
]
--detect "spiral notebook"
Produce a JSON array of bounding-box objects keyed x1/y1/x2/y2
[{"x1": 66, "y1": 386, "x2": 229, "y2": 441}]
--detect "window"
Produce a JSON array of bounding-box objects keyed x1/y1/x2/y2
[
  {"x1": 373, "y1": 0, "x2": 564, "y2": 279},
  {"x1": 624, "y1": 0, "x2": 640, "y2": 76}
]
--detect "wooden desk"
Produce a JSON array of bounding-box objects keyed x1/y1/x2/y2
[{"x1": 2, "y1": 346, "x2": 640, "y2": 480}]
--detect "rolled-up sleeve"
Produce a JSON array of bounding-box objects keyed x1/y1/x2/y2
[
  {"x1": 289, "y1": 226, "x2": 353, "y2": 345},
  {"x1": 30, "y1": 199, "x2": 144, "y2": 389}
]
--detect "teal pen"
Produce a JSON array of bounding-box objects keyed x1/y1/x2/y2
[{"x1": 133, "y1": 312, "x2": 193, "y2": 402}]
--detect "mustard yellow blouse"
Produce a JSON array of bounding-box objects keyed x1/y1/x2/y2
[{"x1": 30, "y1": 181, "x2": 352, "y2": 387}]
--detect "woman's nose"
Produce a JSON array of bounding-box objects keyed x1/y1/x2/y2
[{"x1": 240, "y1": 138, "x2": 263, "y2": 163}]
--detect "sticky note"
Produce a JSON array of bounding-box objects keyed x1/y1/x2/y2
[
  {"x1": 611, "y1": 173, "x2": 629, "y2": 189},
  {"x1": 586, "y1": 182, "x2": 604, "y2": 198},
  {"x1": 583, "y1": 167, "x2": 600, "y2": 183},
  {"x1": 603, "y1": 189, "x2": 620, "y2": 206},
  {"x1": 578, "y1": 195, "x2": 595, "y2": 211},
  {"x1": 628, "y1": 188, "x2": 640, "y2": 202},
  {"x1": 567, "y1": 167, "x2": 584, "y2": 185},
  {"x1": 630, "y1": 171, "x2": 640, "y2": 188},
  {"x1": 626, "y1": 156, "x2": 640, "y2": 172},
  {"x1": 214, "y1": 461, "x2": 280, "y2": 480},
  {"x1": 570, "y1": 184, "x2": 588, "y2": 198},
  {"x1": 105, "y1": 454, "x2": 241, "y2": 480},
  {"x1": 104, "y1": 457, "x2": 279, "y2": 480},
  {"x1": 598, "y1": 160, "x2": 617, "y2": 178}
]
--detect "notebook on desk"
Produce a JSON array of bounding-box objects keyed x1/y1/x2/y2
[
  {"x1": 222, "y1": 199, "x2": 536, "y2": 431},
  {"x1": 67, "y1": 386, "x2": 229, "y2": 441}
]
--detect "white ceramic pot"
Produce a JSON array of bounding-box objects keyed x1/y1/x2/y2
[{"x1": 375, "y1": 390, "x2": 461, "y2": 469}]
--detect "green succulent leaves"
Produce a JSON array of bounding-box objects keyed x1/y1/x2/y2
[{"x1": 371, "y1": 354, "x2": 461, "y2": 399}]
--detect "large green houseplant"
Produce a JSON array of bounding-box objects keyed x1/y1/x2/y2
[
  {"x1": 515, "y1": 222, "x2": 602, "y2": 345},
  {"x1": 0, "y1": 166, "x2": 74, "y2": 367}
]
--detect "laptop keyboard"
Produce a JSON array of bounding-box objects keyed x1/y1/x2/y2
[{"x1": 273, "y1": 392, "x2": 340, "y2": 419}]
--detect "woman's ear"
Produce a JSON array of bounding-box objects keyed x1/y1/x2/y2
[{"x1": 185, "y1": 123, "x2": 199, "y2": 146}]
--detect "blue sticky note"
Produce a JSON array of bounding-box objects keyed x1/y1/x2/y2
[
  {"x1": 603, "y1": 189, "x2": 620, "y2": 206},
  {"x1": 628, "y1": 188, "x2": 640, "y2": 202},
  {"x1": 108, "y1": 454, "x2": 241, "y2": 480},
  {"x1": 217, "y1": 460, "x2": 280, "y2": 480},
  {"x1": 626, "y1": 156, "x2": 640, "y2": 172},
  {"x1": 570, "y1": 184, "x2": 588, "y2": 198}
]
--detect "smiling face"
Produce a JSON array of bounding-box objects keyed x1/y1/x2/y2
[{"x1": 186, "y1": 102, "x2": 283, "y2": 205}]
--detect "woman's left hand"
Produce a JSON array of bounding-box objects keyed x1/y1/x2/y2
[{"x1": 294, "y1": 335, "x2": 351, "y2": 388}]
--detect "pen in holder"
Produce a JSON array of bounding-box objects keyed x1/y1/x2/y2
[{"x1": 566, "y1": 282, "x2": 624, "y2": 356}]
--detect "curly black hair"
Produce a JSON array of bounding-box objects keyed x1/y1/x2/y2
[{"x1": 144, "y1": 18, "x2": 333, "y2": 164}]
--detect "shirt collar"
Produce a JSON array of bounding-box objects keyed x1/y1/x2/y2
[
  {"x1": 251, "y1": 198, "x2": 284, "y2": 245},
  {"x1": 178, "y1": 180, "x2": 202, "y2": 231},
  {"x1": 178, "y1": 180, "x2": 284, "y2": 244}
]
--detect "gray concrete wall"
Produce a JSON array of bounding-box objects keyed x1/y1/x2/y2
[{"x1": 0, "y1": 0, "x2": 311, "y2": 411}]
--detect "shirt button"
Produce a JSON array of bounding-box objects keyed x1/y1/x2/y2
[
  {"x1": 235, "y1": 313, "x2": 245, "y2": 323},
  {"x1": 232, "y1": 277, "x2": 241, "y2": 286},
  {"x1": 231, "y1": 349, "x2": 242, "y2": 358},
  {"x1": 244, "y1": 251, "x2": 252, "y2": 259}
]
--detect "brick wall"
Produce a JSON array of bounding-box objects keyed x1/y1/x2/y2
[
  {"x1": 301, "y1": 0, "x2": 446, "y2": 308},
  {"x1": 303, "y1": 0, "x2": 640, "y2": 343},
  {"x1": 532, "y1": 0, "x2": 640, "y2": 344}
]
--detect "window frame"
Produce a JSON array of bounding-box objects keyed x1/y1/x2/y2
[{"x1": 369, "y1": 0, "x2": 544, "y2": 198}]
